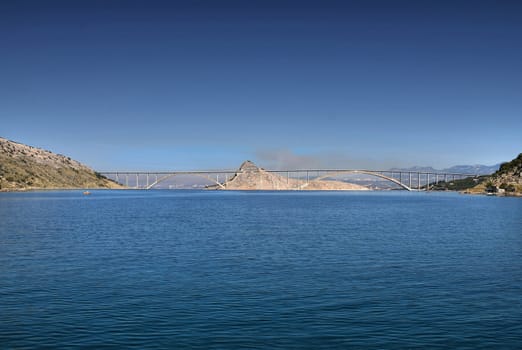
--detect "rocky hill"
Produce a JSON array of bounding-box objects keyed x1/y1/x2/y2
[
  {"x1": 494, "y1": 153, "x2": 522, "y2": 179},
  {"x1": 214, "y1": 161, "x2": 368, "y2": 191},
  {"x1": 466, "y1": 153, "x2": 522, "y2": 195},
  {"x1": 0, "y1": 137, "x2": 122, "y2": 191}
]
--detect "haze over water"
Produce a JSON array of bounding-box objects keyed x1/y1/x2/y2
[{"x1": 1, "y1": 190, "x2": 521, "y2": 349}]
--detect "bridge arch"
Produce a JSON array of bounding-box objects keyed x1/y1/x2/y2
[
  {"x1": 146, "y1": 173, "x2": 226, "y2": 190},
  {"x1": 310, "y1": 170, "x2": 413, "y2": 191}
]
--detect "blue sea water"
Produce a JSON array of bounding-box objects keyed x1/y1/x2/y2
[{"x1": 0, "y1": 190, "x2": 521, "y2": 349}]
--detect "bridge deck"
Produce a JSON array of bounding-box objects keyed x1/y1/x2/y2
[{"x1": 99, "y1": 169, "x2": 478, "y2": 191}]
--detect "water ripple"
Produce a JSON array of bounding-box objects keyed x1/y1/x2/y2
[{"x1": 1, "y1": 191, "x2": 521, "y2": 348}]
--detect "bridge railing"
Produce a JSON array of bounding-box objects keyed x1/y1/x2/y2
[{"x1": 99, "y1": 169, "x2": 478, "y2": 191}]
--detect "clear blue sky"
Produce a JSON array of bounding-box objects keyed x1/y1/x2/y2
[{"x1": 1, "y1": 0, "x2": 521, "y2": 170}]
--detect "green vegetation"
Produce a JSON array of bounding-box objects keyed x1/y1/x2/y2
[
  {"x1": 94, "y1": 171, "x2": 108, "y2": 180},
  {"x1": 497, "y1": 153, "x2": 522, "y2": 176},
  {"x1": 429, "y1": 176, "x2": 488, "y2": 191},
  {"x1": 0, "y1": 137, "x2": 122, "y2": 191},
  {"x1": 485, "y1": 181, "x2": 498, "y2": 193},
  {"x1": 465, "y1": 153, "x2": 522, "y2": 196},
  {"x1": 500, "y1": 183, "x2": 516, "y2": 193}
]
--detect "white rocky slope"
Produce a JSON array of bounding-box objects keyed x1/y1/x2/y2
[{"x1": 216, "y1": 161, "x2": 368, "y2": 191}]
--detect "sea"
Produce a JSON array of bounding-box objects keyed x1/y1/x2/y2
[{"x1": 0, "y1": 190, "x2": 521, "y2": 349}]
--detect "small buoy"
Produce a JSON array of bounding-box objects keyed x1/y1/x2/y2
[{"x1": 83, "y1": 191, "x2": 91, "y2": 195}]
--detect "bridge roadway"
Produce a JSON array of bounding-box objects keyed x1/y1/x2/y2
[{"x1": 99, "y1": 169, "x2": 478, "y2": 191}]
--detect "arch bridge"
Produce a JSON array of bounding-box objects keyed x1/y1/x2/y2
[{"x1": 99, "y1": 169, "x2": 476, "y2": 191}]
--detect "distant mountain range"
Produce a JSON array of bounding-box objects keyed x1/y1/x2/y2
[{"x1": 389, "y1": 164, "x2": 500, "y2": 175}]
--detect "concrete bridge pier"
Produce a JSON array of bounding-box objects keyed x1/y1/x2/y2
[{"x1": 99, "y1": 168, "x2": 475, "y2": 191}]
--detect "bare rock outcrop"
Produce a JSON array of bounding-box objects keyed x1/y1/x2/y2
[{"x1": 216, "y1": 160, "x2": 368, "y2": 191}]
